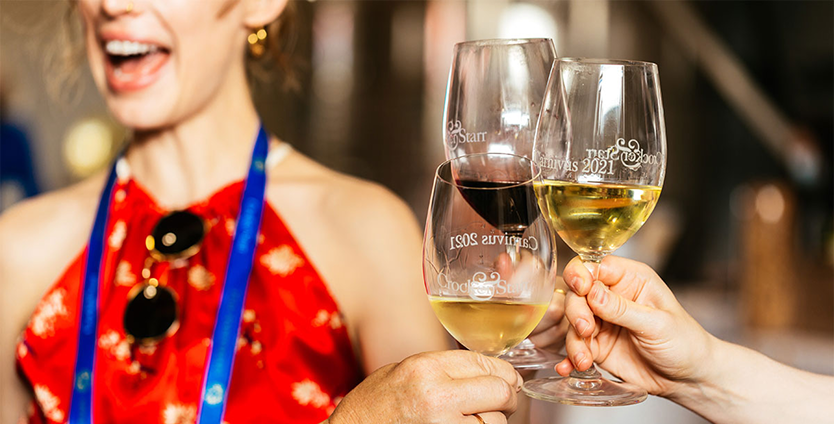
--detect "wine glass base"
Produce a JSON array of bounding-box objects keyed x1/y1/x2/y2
[
  {"x1": 499, "y1": 347, "x2": 564, "y2": 370},
  {"x1": 522, "y1": 376, "x2": 648, "y2": 406}
]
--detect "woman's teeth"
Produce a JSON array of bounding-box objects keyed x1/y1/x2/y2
[
  {"x1": 102, "y1": 38, "x2": 170, "y2": 89},
  {"x1": 105, "y1": 40, "x2": 159, "y2": 56}
]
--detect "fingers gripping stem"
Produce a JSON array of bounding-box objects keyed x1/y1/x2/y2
[{"x1": 581, "y1": 259, "x2": 601, "y2": 282}]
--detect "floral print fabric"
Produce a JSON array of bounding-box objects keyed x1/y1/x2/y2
[{"x1": 16, "y1": 178, "x2": 361, "y2": 424}]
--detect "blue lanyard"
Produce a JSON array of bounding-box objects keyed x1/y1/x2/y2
[{"x1": 69, "y1": 126, "x2": 270, "y2": 424}]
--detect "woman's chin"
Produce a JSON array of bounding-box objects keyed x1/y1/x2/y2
[
  {"x1": 108, "y1": 105, "x2": 176, "y2": 132},
  {"x1": 100, "y1": 69, "x2": 179, "y2": 130}
]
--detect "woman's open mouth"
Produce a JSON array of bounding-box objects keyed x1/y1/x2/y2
[{"x1": 103, "y1": 39, "x2": 170, "y2": 92}]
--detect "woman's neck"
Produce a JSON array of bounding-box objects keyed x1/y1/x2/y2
[{"x1": 124, "y1": 67, "x2": 262, "y2": 210}]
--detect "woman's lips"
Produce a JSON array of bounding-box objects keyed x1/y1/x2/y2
[{"x1": 103, "y1": 39, "x2": 170, "y2": 92}]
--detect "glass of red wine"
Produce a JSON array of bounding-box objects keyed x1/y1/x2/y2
[{"x1": 443, "y1": 38, "x2": 562, "y2": 369}]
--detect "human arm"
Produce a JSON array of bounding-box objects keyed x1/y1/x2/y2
[
  {"x1": 336, "y1": 183, "x2": 451, "y2": 371},
  {"x1": 559, "y1": 255, "x2": 834, "y2": 424},
  {"x1": 0, "y1": 177, "x2": 100, "y2": 423}
]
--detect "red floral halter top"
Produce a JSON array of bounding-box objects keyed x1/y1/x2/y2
[{"x1": 16, "y1": 156, "x2": 362, "y2": 424}]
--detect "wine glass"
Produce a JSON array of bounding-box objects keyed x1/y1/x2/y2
[
  {"x1": 524, "y1": 58, "x2": 667, "y2": 406},
  {"x1": 443, "y1": 38, "x2": 563, "y2": 369},
  {"x1": 423, "y1": 153, "x2": 556, "y2": 359}
]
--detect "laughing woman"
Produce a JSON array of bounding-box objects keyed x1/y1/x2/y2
[{"x1": 0, "y1": 1, "x2": 564, "y2": 423}]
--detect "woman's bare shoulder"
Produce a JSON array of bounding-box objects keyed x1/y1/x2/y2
[
  {"x1": 266, "y1": 149, "x2": 423, "y2": 287},
  {"x1": 268, "y1": 150, "x2": 418, "y2": 235},
  {"x1": 0, "y1": 173, "x2": 105, "y2": 292}
]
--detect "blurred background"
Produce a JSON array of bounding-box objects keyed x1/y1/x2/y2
[{"x1": 1, "y1": 1, "x2": 831, "y2": 422}]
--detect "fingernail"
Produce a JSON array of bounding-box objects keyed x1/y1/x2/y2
[
  {"x1": 567, "y1": 275, "x2": 579, "y2": 290},
  {"x1": 515, "y1": 372, "x2": 523, "y2": 391},
  {"x1": 582, "y1": 261, "x2": 599, "y2": 280},
  {"x1": 575, "y1": 318, "x2": 589, "y2": 335},
  {"x1": 574, "y1": 276, "x2": 588, "y2": 293},
  {"x1": 593, "y1": 284, "x2": 607, "y2": 305},
  {"x1": 574, "y1": 352, "x2": 585, "y2": 366}
]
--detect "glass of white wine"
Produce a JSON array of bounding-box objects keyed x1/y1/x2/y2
[
  {"x1": 524, "y1": 58, "x2": 667, "y2": 406},
  {"x1": 423, "y1": 153, "x2": 556, "y2": 358},
  {"x1": 443, "y1": 38, "x2": 563, "y2": 370}
]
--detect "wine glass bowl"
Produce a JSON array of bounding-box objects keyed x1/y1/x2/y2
[
  {"x1": 535, "y1": 58, "x2": 666, "y2": 264},
  {"x1": 444, "y1": 38, "x2": 556, "y2": 161},
  {"x1": 525, "y1": 58, "x2": 667, "y2": 406},
  {"x1": 423, "y1": 153, "x2": 556, "y2": 357}
]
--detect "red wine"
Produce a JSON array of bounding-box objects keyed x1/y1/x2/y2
[{"x1": 456, "y1": 180, "x2": 540, "y2": 233}]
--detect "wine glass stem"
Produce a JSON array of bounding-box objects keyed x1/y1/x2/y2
[
  {"x1": 571, "y1": 257, "x2": 604, "y2": 388},
  {"x1": 516, "y1": 338, "x2": 537, "y2": 350},
  {"x1": 567, "y1": 365, "x2": 604, "y2": 391},
  {"x1": 569, "y1": 365, "x2": 601, "y2": 379},
  {"x1": 579, "y1": 256, "x2": 602, "y2": 281}
]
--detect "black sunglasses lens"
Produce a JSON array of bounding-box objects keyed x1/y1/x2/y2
[
  {"x1": 151, "y1": 211, "x2": 205, "y2": 257},
  {"x1": 124, "y1": 286, "x2": 178, "y2": 342}
]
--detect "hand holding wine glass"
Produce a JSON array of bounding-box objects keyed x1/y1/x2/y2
[
  {"x1": 526, "y1": 58, "x2": 667, "y2": 405},
  {"x1": 556, "y1": 256, "x2": 834, "y2": 424},
  {"x1": 557, "y1": 255, "x2": 714, "y2": 396},
  {"x1": 328, "y1": 350, "x2": 522, "y2": 424}
]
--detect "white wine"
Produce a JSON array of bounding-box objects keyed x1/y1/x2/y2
[
  {"x1": 429, "y1": 296, "x2": 548, "y2": 356},
  {"x1": 535, "y1": 181, "x2": 661, "y2": 258}
]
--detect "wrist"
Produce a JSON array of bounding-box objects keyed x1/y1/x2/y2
[
  {"x1": 665, "y1": 334, "x2": 728, "y2": 403},
  {"x1": 665, "y1": 334, "x2": 834, "y2": 424},
  {"x1": 665, "y1": 335, "x2": 748, "y2": 422}
]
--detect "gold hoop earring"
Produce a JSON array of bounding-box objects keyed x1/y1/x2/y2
[{"x1": 247, "y1": 27, "x2": 267, "y2": 58}]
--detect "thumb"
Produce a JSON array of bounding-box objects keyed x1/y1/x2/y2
[{"x1": 587, "y1": 281, "x2": 655, "y2": 332}]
